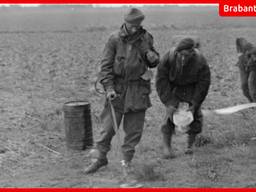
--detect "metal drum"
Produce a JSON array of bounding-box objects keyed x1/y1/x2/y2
[{"x1": 63, "y1": 101, "x2": 93, "y2": 150}]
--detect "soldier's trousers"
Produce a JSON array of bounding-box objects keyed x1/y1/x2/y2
[
  {"x1": 96, "y1": 104, "x2": 145, "y2": 162},
  {"x1": 239, "y1": 65, "x2": 256, "y2": 102},
  {"x1": 161, "y1": 106, "x2": 203, "y2": 136}
]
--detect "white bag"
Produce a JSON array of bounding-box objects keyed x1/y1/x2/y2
[{"x1": 173, "y1": 102, "x2": 194, "y2": 133}]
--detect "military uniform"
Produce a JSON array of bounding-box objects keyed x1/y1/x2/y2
[
  {"x1": 156, "y1": 38, "x2": 210, "y2": 157},
  {"x1": 85, "y1": 8, "x2": 159, "y2": 174},
  {"x1": 236, "y1": 38, "x2": 256, "y2": 102}
]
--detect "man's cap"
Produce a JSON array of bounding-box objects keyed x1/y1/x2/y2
[
  {"x1": 176, "y1": 38, "x2": 196, "y2": 52},
  {"x1": 124, "y1": 8, "x2": 145, "y2": 26}
]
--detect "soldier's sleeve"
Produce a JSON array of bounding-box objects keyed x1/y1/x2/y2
[
  {"x1": 145, "y1": 33, "x2": 160, "y2": 68},
  {"x1": 98, "y1": 34, "x2": 116, "y2": 92},
  {"x1": 237, "y1": 56, "x2": 252, "y2": 102},
  {"x1": 191, "y1": 56, "x2": 211, "y2": 109},
  {"x1": 156, "y1": 52, "x2": 176, "y2": 106}
]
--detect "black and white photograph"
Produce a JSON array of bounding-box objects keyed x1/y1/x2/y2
[{"x1": 0, "y1": 4, "x2": 256, "y2": 188}]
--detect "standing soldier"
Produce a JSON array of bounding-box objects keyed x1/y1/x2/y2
[
  {"x1": 85, "y1": 7, "x2": 159, "y2": 177},
  {"x1": 156, "y1": 38, "x2": 210, "y2": 158}
]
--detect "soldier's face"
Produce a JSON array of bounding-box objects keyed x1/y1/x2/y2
[
  {"x1": 177, "y1": 49, "x2": 196, "y2": 66},
  {"x1": 125, "y1": 23, "x2": 141, "y2": 34},
  {"x1": 247, "y1": 48, "x2": 256, "y2": 68}
]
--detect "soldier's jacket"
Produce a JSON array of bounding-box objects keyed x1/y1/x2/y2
[
  {"x1": 237, "y1": 49, "x2": 256, "y2": 72},
  {"x1": 98, "y1": 25, "x2": 159, "y2": 113},
  {"x1": 156, "y1": 48, "x2": 211, "y2": 109}
]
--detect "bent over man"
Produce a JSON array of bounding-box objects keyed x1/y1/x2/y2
[
  {"x1": 85, "y1": 8, "x2": 159, "y2": 175},
  {"x1": 156, "y1": 38, "x2": 210, "y2": 158},
  {"x1": 236, "y1": 37, "x2": 256, "y2": 102}
]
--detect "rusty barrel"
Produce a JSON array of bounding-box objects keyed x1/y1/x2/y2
[{"x1": 63, "y1": 101, "x2": 93, "y2": 150}]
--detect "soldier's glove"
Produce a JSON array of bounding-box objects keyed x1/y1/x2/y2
[
  {"x1": 188, "y1": 104, "x2": 195, "y2": 114},
  {"x1": 106, "y1": 89, "x2": 117, "y2": 101},
  {"x1": 166, "y1": 105, "x2": 177, "y2": 121},
  {"x1": 141, "y1": 69, "x2": 153, "y2": 81},
  {"x1": 146, "y1": 50, "x2": 158, "y2": 63}
]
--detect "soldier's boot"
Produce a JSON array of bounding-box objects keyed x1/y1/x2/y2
[
  {"x1": 120, "y1": 160, "x2": 143, "y2": 188},
  {"x1": 162, "y1": 133, "x2": 175, "y2": 159},
  {"x1": 185, "y1": 134, "x2": 196, "y2": 155},
  {"x1": 84, "y1": 150, "x2": 108, "y2": 174}
]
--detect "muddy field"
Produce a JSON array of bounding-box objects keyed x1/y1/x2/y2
[{"x1": 1, "y1": 5, "x2": 256, "y2": 187}]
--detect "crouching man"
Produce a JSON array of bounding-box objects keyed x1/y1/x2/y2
[{"x1": 156, "y1": 38, "x2": 211, "y2": 158}]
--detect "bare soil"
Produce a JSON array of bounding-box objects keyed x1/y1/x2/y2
[{"x1": 1, "y1": 6, "x2": 256, "y2": 188}]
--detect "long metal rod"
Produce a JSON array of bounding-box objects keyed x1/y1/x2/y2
[{"x1": 108, "y1": 99, "x2": 122, "y2": 159}]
